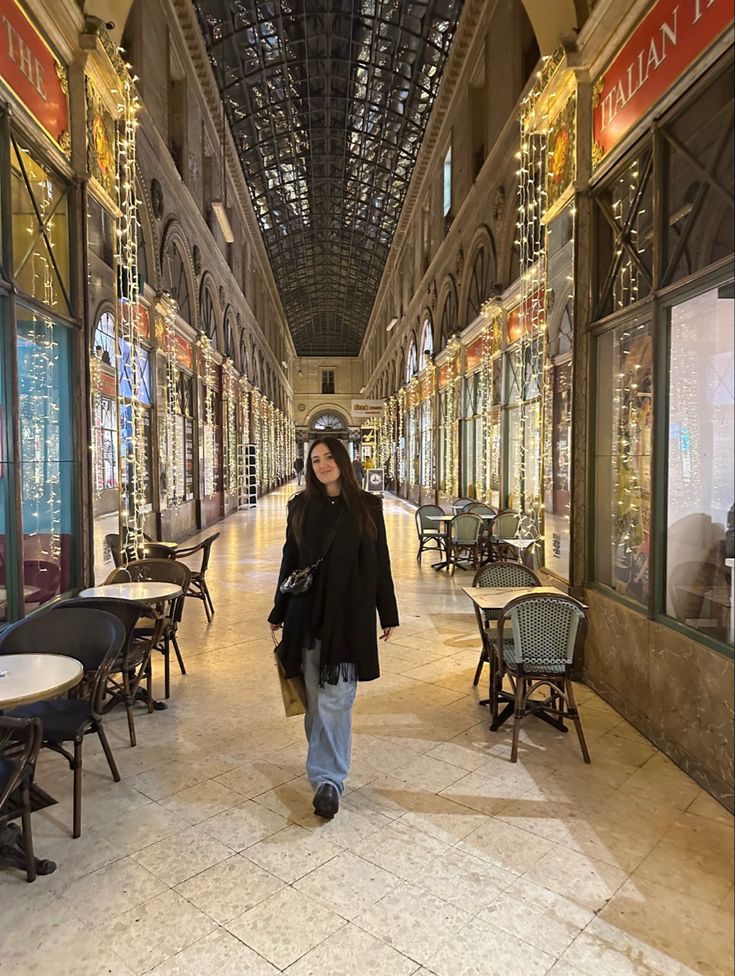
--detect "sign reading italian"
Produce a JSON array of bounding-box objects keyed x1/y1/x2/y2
[
  {"x1": 351, "y1": 399, "x2": 384, "y2": 418},
  {"x1": 592, "y1": 0, "x2": 734, "y2": 165},
  {"x1": 0, "y1": 0, "x2": 69, "y2": 151}
]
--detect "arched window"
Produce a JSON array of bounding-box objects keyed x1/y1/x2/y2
[
  {"x1": 440, "y1": 283, "x2": 458, "y2": 348},
  {"x1": 420, "y1": 316, "x2": 433, "y2": 369},
  {"x1": 466, "y1": 241, "x2": 496, "y2": 323},
  {"x1": 240, "y1": 332, "x2": 249, "y2": 377},
  {"x1": 405, "y1": 338, "x2": 418, "y2": 382},
  {"x1": 93, "y1": 309, "x2": 115, "y2": 365},
  {"x1": 312, "y1": 413, "x2": 345, "y2": 431},
  {"x1": 161, "y1": 240, "x2": 192, "y2": 323},
  {"x1": 200, "y1": 285, "x2": 217, "y2": 345},
  {"x1": 224, "y1": 309, "x2": 235, "y2": 358}
]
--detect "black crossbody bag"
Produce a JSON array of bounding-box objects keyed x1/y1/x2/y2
[{"x1": 279, "y1": 511, "x2": 344, "y2": 597}]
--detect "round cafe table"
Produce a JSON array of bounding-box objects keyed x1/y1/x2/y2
[
  {"x1": 0, "y1": 653, "x2": 83, "y2": 709},
  {"x1": 0, "y1": 653, "x2": 83, "y2": 877},
  {"x1": 78, "y1": 581, "x2": 182, "y2": 605}
]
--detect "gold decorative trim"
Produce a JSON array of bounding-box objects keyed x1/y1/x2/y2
[
  {"x1": 55, "y1": 61, "x2": 69, "y2": 95},
  {"x1": 592, "y1": 140, "x2": 606, "y2": 168},
  {"x1": 592, "y1": 75, "x2": 605, "y2": 110},
  {"x1": 58, "y1": 130, "x2": 71, "y2": 154}
]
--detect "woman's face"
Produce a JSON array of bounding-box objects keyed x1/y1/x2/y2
[{"x1": 310, "y1": 443, "x2": 341, "y2": 490}]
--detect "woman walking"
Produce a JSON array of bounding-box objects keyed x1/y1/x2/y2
[{"x1": 269, "y1": 435, "x2": 399, "y2": 819}]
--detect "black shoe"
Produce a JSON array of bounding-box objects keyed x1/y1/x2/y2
[{"x1": 313, "y1": 783, "x2": 339, "y2": 820}]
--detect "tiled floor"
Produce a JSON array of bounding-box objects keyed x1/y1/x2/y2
[{"x1": 1, "y1": 486, "x2": 733, "y2": 976}]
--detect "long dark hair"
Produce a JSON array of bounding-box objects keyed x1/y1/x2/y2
[{"x1": 290, "y1": 435, "x2": 376, "y2": 542}]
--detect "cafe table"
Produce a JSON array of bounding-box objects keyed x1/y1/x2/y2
[
  {"x1": 463, "y1": 586, "x2": 565, "y2": 730},
  {"x1": 78, "y1": 581, "x2": 182, "y2": 604},
  {"x1": 0, "y1": 653, "x2": 84, "y2": 876}
]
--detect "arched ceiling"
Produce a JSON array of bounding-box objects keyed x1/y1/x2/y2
[{"x1": 192, "y1": 0, "x2": 464, "y2": 357}]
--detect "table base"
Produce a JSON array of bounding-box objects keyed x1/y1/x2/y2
[{"x1": 0, "y1": 822, "x2": 56, "y2": 878}]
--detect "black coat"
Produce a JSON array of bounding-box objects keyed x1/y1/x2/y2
[{"x1": 268, "y1": 492, "x2": 399, "y2": 684}]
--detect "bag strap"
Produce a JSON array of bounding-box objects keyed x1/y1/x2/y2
[{"x1": 311, "y1": 510, "x2": 344, "y2": 571}]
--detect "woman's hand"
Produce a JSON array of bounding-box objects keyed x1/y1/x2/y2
[
  {"x1": 269, "y1": 622, "x2": 282, "y2": 633},
  {"x1": 379, "y1": 627, "x2": 395, "y2": 642}
]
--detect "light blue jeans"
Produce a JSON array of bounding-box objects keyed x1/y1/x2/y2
[{"x1": 302, "y1": 641, "x2": 357, "y2": 795}]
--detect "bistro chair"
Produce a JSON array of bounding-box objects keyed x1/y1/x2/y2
[
  {"x1": 104, "y1": 533, "x2": 123, "y2": 568},
  {"x1": 415, "y1": 505, "x2": 445, "y2": 563},
  {"x1": 470, "y1": 562, "x2": 541, "y2": 727},
  {"x1": 497, "y1": 592, "x2": 590, "y2": 764},
  {"x1": 106, "y1": 558, "x2": 191, "y2": 698},
  {"x1": 0, "y1": 716, "x2": 45, "y2": 881},
  {"x1": 175, "y1": 532, "x2": 220, "y2": 621},
  {"x1": 452, "y1": 497, "x2": 474, "y2": 514},
  {"x1": 447, "y1": 513, "x2": 485, "y2": 573},
  {"x1": 55, "y1": 598, "x2": 163, "y2": 747},
  {"x1": 467, "y1": 502, "x2": 497, "y2": 517},
  {"x1": 1, "y1": 608, "x2": 127, "y2": 838},
  {"x1": 488, "y1": 511, "x2": 521, "y2": 562}
]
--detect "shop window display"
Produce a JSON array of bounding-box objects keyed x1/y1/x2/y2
[
  {"x1": 420, "y1": 397, "x2": 433, "y2": 489},
  {"x1": 665, "y1": 282, "x2": 734, "y2": 646},
  {"x1": 594, "y1": 317, "x2": 653, "y2": 604},
  {"x1": 462, "y1": 372, "x2": 482, "y2": 498},
  {"x1": 16, "y1": 309, "x2": 75, "y2": 609},
  {"x1": 93, "y1": 396, "x2": 118, "y2": 491}
]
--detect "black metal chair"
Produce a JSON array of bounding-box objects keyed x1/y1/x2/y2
[
  {"x1": 0, "y1": 608, "x2": 127, "y2": 837},
  {"x1": 55, "y1": 598, "x2": 163, "y2": 747},
  {"x1": 415, "y1": 505, "x2": 445, "y2": 562},
  {"x1": 175, "y1": 532, "x2": 219, "y2": 622},
  {"x1": 0, "y1": 716, "x2": 44, "y2": 881},
  {"x1": 105, "y1": 534, "x2": 175, "y2": 567},
  {"x1": 106, "y1": 559, "x2": 191, "y2": 698}
]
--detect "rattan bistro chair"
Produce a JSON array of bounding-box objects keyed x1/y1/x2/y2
[
  {"x1": 488, "y1": 511, "x2": 521, "y2": 562},
  {"x1": 0, "y1": 716, "x2": 44, "y2": 881},
  {"x1": 1, "y1": 608, "x2": 127, "y2": 837},
  {"x1": 175, "y1": 532, "x2": 220, "y2": 621},
  {"x1": 447, "y1": 512, "x2": 485, "y2": 573},
  {"x1": 56, "y1": 598, "x2": 163, "y2": 747},
  {"x1": 452, "y1": 497, "x2": 474, "y2": 514},
  {"x1": 106, "y1": 558, "x2": 191, "y2": 698},
  {"x1": 415, "y1": 505, "x2": 445, "y2": 562},
  {"x1": 470, "y1": 562, "x2": 541, "y2": 707},
  {"x1": 497, "y1": 592, "x2": 590, "y2": 764}
]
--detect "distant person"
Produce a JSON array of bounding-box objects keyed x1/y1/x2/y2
[
  {"x1": 363, "y1": 455, "x2": 374, "y2": 471},
  {"x1": 95, "y1": 344, "x2": 111, "y2": 365},
  {"x1": 352, "y1": 453, "x2": 365, "y2": 486},
  {"x1": 293, "y1": 455, "x2": 304, "y2": 485}
]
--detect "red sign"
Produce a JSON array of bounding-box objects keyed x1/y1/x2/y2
[
  {"x1": 0, "y1": 1, "x2": 69, "y2": 148},
  {"x1": 174, "y1": 335, "x2": 192, "y2": 371},
  {"x1": 99, "y1": 370, "x2": 116, "y2": 398},
  {"x1": 593, "y1": 0, "x2": 734, "y2": 162}
]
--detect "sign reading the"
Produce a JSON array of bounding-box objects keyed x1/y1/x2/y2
[
  {"x1": 351, "y1": 399, "x2": 384, "y2": 418},
  {"x1": 0, "y1": 1, "x2": 69, "y2": 150},
  {"x1": 593, "y1": 0, "x2": 734, "y2": 165}
]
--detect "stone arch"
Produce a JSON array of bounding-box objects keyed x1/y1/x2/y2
[
  {"x1": 306, "y1": 404, "x2": 351, "y2": 432},
  {"x1": 405, "y1": 331, "x2": 418, "y2": 383},
  {"x1": 419, "y1": 310, "x2": 434, "y2": 369},
  {"x1": 239, "y1": 330, "x2": 250, "y2": 379},
  {"x1": 160, "y1": 221, "x2": 196, "y2": 328},
  {"x1": 223, "y1": 305, "x2": 236, "y2": 361},
  {"x1": 437, "y1": 276, "x2": 459, "y2": 350},
  {"x1": 461, "y1": 225, "x2": 498, "y2": 326},
  {"x1": 519, "y1": 0, "x2": 580, "y2": 55}
]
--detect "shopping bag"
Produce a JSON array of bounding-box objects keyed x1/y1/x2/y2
[{"x1": 273, "y1": 643, "x2": 306, "y2": 717}]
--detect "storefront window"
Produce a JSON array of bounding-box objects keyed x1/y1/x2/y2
[
  {"x1": 594, "y1": 316, "x2": 653, "y2": 604},
  {"x1": 94, "y1": 396, "x2": 118, "y2": 491},
  {"x1": 420, "y1": 398, "x2": 433, "y2": 488},
  {"x1": 10, "y1": 138, "x2": 71, "y2": 315},
  {"x1": 438, "y1": 390, "x2": 449, "y2": 493},
  {"x1": 118, "y1": 340, "x2": 153, "y2": 506},
  {"x1": 16, "y1": 308, "x2": 75, "y2": 609},
  {"x1": 462, "y1": 372, "x2": 482, "y2": 498},
  {"x1": 665, "y1": 282, "x2": 734, "y2": 646}
]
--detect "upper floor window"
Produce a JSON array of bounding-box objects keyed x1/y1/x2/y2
[
  {"x1": 321, "y1": 369, "x2": 335, "y2": 394},
  {"x1": 443, "y1": 144, "x2": 453, "y2": 217}
]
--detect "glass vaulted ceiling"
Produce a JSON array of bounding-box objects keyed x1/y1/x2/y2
[{"x1": 193, "y1": 0, "x2": 464, "y2": 356}]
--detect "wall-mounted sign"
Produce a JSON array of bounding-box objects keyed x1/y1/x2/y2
[
  {"x1": 592, "y1": 0, "x2": 734, "y2": 166},
  {"x1": 0, "y1": 0, "x2": 70, "y2": 151},
  {"x1": 86, "y1": 77, "x2": 116, "y2": 199},
  {"x1": 351, "y1": 399, "x2": 384, "y2": 418},
  {"x1": 174, "y1": 335, "x2": 193, "y2": 371},
  {"x1": 366, "y1": 468, "x2": 384, "y2": 493}
]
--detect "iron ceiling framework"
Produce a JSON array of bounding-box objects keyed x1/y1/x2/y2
[{"x1": 193, "y1": 0, "x2": 463, "y2": 356}]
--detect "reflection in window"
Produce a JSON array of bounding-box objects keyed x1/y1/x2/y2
[
  {"x1": 16, "y1": 309, "x2": 75, "y2": 608},
  {"x1": 443, "y1": 144, "x2": 452, "y2": 217},
  {"x1": 93, "y1": 310, "x2": 115, "y2": 364},
  {"x1": 666, "y1": 283, "x2": 734, "y2": 645},
  {"x1": 595, "y1": 318, "x2": 653, "y2": 605},
  {"x1": 94, "y1": 396, "x2": 118, "y2": 490}
]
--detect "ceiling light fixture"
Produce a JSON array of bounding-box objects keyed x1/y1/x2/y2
[
  {"x1": 386, "y1": 317, "x2": 398, "y2": 332},
  {"x1": 281, "y1": 360, "x2": 288, "y2": 369},
  {"x1": 211, "y1": 200, "x2": 235, "y2": 244}
]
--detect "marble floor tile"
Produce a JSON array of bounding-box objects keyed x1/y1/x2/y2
[
  {"x1": 424, "y1": 917, "x2": 556, "y2": 976},
  {"x1": 199, "y1": 799, "x2": 289, "y2": 850},
  {"x1": 226, "y1": 885, "x2": 346, "y2": 970},
  {"x1": 147, "y1": 929, "x2": 279, "y2": 975},
  {"x1": 352, "y1": 820, "x2": 450, "y2": 881},
  {"x1": 354, "y1": 881, "x2": 471, "y2": 964},
  {"x1": 0, "y1": 920, "x2": 135, "y2": 976},
  {"x1": 242, "y1": 823, "x2": 341, "y2": 883},
  {"x1": 174, "y1": 854, "x2": 284, "y2": 923},
  {"x1": 523, "y1": 844, "x2": 629, "y2": 912},
  {"x1": 159, "y1": 778, "x2": 244, "y2": 825},
  {"x1": 102, "y1": 888, "x2": 216, "y2": 974},
  {"x1": 283, "y1": 923, "x2": 420, "y2": 976},
  {"x1": 294, "y1": 851, "x2": 401, "y2": 919},
  {"x1": 53, "y1": 855, "x2": 167, "y2": 927},
  {"x1": 457, "y1": 818, "x2": 551, "y2": 874},
  {"x1": 132, "y1": 824, "x2": 234, "y2": 885},
  {"x1": 411, "y1": 845, "x2": 517, "y2": 914}
]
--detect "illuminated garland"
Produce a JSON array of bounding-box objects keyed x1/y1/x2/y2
[
  {"x1": 237, "y1": 376, "x2": 250, "y2": 502},
  {"x1": 223, "y1": 359, "x2": 238, "y2": 495},
  {"x1": 251, "y1": 389, "x2": 262, "y2": 489},
  {"x1": 160, "y1": 294, "x2": 179, "y2": 507},
  {"x1": 445, "y1": 336, "x2": 460, "y2": 498},
  {"x1": 115, "y1": 57, "x2": 145, "y2": 555},
  {"x1": 397, "y1": 388, "x2": 407, "y2": 485},
  {"x1": 197, "y1": 334, "x2": 216, "y2": 496}
]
